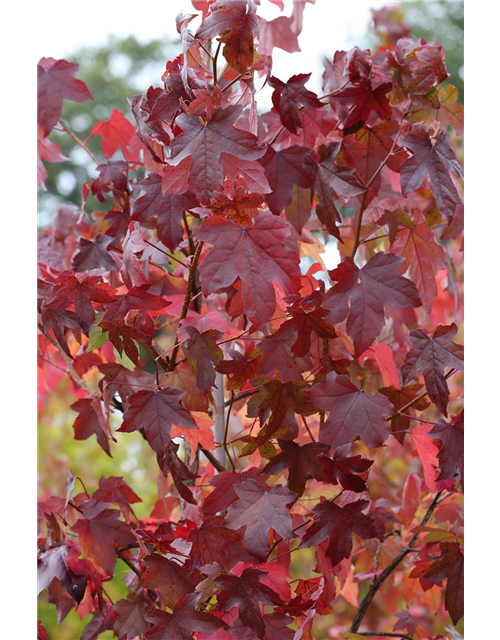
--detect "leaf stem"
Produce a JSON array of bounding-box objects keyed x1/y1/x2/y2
[{"x1": 58, "y1": 119, "x2": 100, "y2": 165}]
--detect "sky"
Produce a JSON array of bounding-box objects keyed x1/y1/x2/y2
[{"x1": 38, "y1": 0, "x2": 387, "y2": 101}]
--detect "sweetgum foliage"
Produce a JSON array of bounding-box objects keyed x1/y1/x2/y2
[{"x1": 37, "y1": 2, "x2": 464, "y2": 639}]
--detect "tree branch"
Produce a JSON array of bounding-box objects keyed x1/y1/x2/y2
[
  {"x1": 349, "y1": 490, "x2": 443, "y2": 632},
  {"x1": 58, "y1": 119, "x2": 100, "y2": 165}
]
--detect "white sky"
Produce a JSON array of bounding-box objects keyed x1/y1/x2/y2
[{"x1": 37, "y1": 0, "x2": 387, "y2": 99}]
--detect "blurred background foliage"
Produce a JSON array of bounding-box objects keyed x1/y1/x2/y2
[{"x1": 37, "y1": 2, "x2": 464, "y2": 637}]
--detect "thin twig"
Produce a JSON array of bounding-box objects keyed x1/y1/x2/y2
[
  {"x1": 169, "y1": 241, "x2": 204, "y2": 370},
  {"x1": 387, "y1": 369, "x2": 456, "y2": 423},
  {"x1": 59, "y1": 119, "x2": 100, "y2": 165},
  {"x1": 349, "y1": 490, "x2": 443, "y2": 632},
  {"x1": 223, "y1": 391, "x2": 237, "y2": 471}
]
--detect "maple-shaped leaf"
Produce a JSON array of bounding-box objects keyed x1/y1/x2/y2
[
  {"x1": 227, "y1": 612, "x2": 295, "y2": 640},
  {"x1": 142, "y1": 554, "x2": 197, "y2": 608},
  {"x1": 411, "y1": 424, "x2": 439, "y2": 491},
  {"x1": 183, "y1": 327, "x2": 223, "y2": 395},
  {"x1": 385, "y1": 37, "x2": 448, "y2": 98},
  {"x1": 263, "y1": 439, "x2": 330, "y2": 497},
  {"x1": 216, "y1": 348, "x2": 262, "y2": 391},
  {"x1": 299, "y1": 499, "x2": 377, "y2": 567},
  {"x1": 400, "y1": 126, "x2": 463, "y2": 222},
  {"x1": 37, "y1": 125, "x2": 68, "y2": 189},
  {"x1": 45, "y1": 272, "x2": 116, "y2": 333},
  {"x1": 166, "y1": 105, "x2": 265, "y2": 204},
  {"x1": 269, "y1": 74, "x2": 323, "y2": 134},
  {"x1": 259, "y1": 145, "x2": 311, "y2": 215},
  {"x1": 71, "y1": 508, "x2": 135, "y2": 575},
  {"x1": 202, "y1": 469, "x2": 268, "y2": 516},
  {"x1": 304, "y1": 141, "x2": 365, "y2": 225},
  {"x1": 90, "y1": 109, "x2": 136, "y2": 158},
  {"x1": 155, "y1": 441, "x2": 199, "y2": 505},
  {"x1": 188, "y1": 515, "x2": 242, "y2": 568},
  {"x1": 319, "y1": 445, "x2": 373, "y2": 493},
  {"x1": 342, "y1": 120, "x2": 405, "y2": 193},
  {"x1": 119, "y1": 388, "x2": 198, "y2": 454},
  {"x1": 40, "y1": 306, "x2": 81, "y2": 357},
  {"x1": 70, "y1": 398, "x2": 113, "y2": 456},
  {"x1": 407, "y1": 83, "x2": 464, "y2": 136},
  {"x1": 130, "y1": 174, "x2": 197, "y2": 251},
  {"x1": 276, "y1": 287, "x2": 336, "y2": 357},
  {"x1": 37, "y1": 544, "x2": 87, "y2": 604},
  {"x1": 102, "y1": 284, "x2": 169, "y2": 324},
  {"x1": 73, "y1": 235, "x2": 118, "y2": 273},
  {"x1": 310, "y1": 372, "x2": 395, "y2": 450},
  {"x1": 145, "y1": 594, "x2": 226, "y2": 640},
  {"x1": 245, "y1": 380, "x2": 314, "y2": 453},
  {"x1": 258, "y1": 323, "x2": 311, "y2": 383},
  {"x1": 147, "y1": 73, "x2": 190, "y2": 124},
  {"x1": 331, "y1": 79, "x2": 392, "y2": 128},
  {"x1": 113, "y1": 593, "x2": 150, "y2": 640},
  {"x1": 215, "y1": 567, "x2": 282, "y2": 637},
  {"x1": 423, "y1": 542, "x2": 464, "y2": 625},
  {"x1": 225, "y1": 479, "x2": 297, "y2": 560},
  {"x1": 258, "y1": 15, "x2": 300, "y2": 56},
  {"x1": 389, "y1": 209, "x2": 446, "y2": 317},
  {"x1": 402, "y1": 323, "x2": 464, "y2": 415},
  {"x1": 195, "y1": 0, "x2": 259, "y2": 74},
  {"x1": 81, "y1": 604, "x2": 117, "y2": 640},
  {"x1": 379, "y1": 383, "x2": 429, "y2": 444},
  {"x1": 37, "y1": 57, "x2": 93, "y2": 135},
  {"x1": 196, "y1": 210, "x2": 301, "y2": 328},
  {"x1": 91, "y1": 161, "x2": 129, "y2": 202},
  {"x1": 429, "y1": 410, "x2": 464, "y2": 490},
  {"x1": 324, "y1": 252, "x2": 421, "y2": 357},
  {"x1": 93, "y1": 476, "x2": 142, "y2": 517}
]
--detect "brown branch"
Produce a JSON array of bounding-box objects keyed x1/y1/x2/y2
[
  {"x1": 349, "y1": 490, "x2": 443, "y2": 633},
  {"x1": 59, "y1": 119, "x2": 100, "y2": 165},
  {"x1": 354, "y1": 633, "x2": 414, "y2": 640},
  {"x1": 199, "y1": 445, "x2": 226, "y2": 473},
  {"x1": 169, "y1": 241, "x2": 204, "y2": 370},
  {"x1": 223, "y1": 391, "x2": 237, "y2": 471},
  {"x1": 387, "y1": 369, "x2": 456, "y2": 424}
]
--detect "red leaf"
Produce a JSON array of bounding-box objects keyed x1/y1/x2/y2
[
  {"x1": 145, "y1": 594, "x2": 227, "y2": 640},
  {"x1": 269, "y1": 74, "x2": 323, "y2": 134},
  {"x1": 400, "y1": 126, "x2": 463, "y2": 223},
  {"x1": 90, "y1": 109, "x2": 136, "y2": 158},
  {"x1": 37, "y1": 57, "x2": 93, "y2": 135},
  {"x1": 71, "y1": 398, "x2": 113, "y2": 457},
  {"x1": 225, "y1": 479, "x2": 297, "y2": 560},
  {"x1": 299, "y1": 499, "x2": 378, "y2": 567},
  {"x1": 402, "y1": 323, "x2": 463, "y2": 415},
  {"x1": 423, "y1": 542, "x2": 464, "y2": 625},
  {"x1": 263, "y1": 439, "x2": 330, "y2": 497},
  {"x1": 324, "y1": 252, "x2": 421, "y2": 357},
  {"x1": 215, "y1": 567, "x2": 283, "y2": 637},
  {"x1": 142, "y1": 554, "x2": 197, "y2": 608},
  {"x1": 71, "y1": 508, "x2": 135, "y2": 576},
  {"x1": 183, "y1": 327, "x2": 224, "y2": 395},
  {"x1": 113, "y1": 593, "x2": 150, "y2": 640},
  {"x1": 310, "y1": 371, "x2": 395, "y2": 450},
  {"x1": 260, "y1": 145, "x2": 311, "y2": 215},
  {"x1": 37, "y1": 544, "x2": 87, "y2": 603},
  {"x1": 196, "y1": 210, "x2": 301, "y2": 328},
  {"x1": 429, "y1": 410, "x2": 464, "y2": 490},
  {"x1": 410, "y1": 424, "x2": 439, "y2": 491},
  {"x1": 166, "y1": 106, "x2": 265, "y2": 204},
  {"x1": 119, "y1": 388, "x2": 197, "y2": 454}
]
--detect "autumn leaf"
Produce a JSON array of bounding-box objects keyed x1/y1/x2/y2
[
  {"x1": 37, "y1": 57, "x2": 93, "y2": 135},
  {"x1": 225, "y1": 479, "x2": 297, "y2": 560},
  {"x1": 310, "y1": 372, "x2": 395, "y2": 450},
  {"x1": 196, "y1": 210, "x2": 301, "y2": 328},
  {"x1": 299, "y1": 499, "x2": 378, "y2": 567},
  {"x1": 423, "y1": 542, "x2": 464, "y2": 625},
  {"x1": 402, "y1": 323, "x2": 464, "y2": 415},
  {"x1": 429, "y1": 410, "x2": 464, "y2": 490},
  {"x1": 144, "y1": 594, "x2": 226, "y2": 640},
  {"x1": 324, "y1": 252, "x2": 421, "y2": 357},
  {"x1": 400, "y1": 126, "x2": 463, "y2": 223},
  {"x1": 166, "y1": 105, "x2": 265, "y2": 203},
  {"x1": 269, "y1": 73, "x2": 323, "y2": 134}
]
